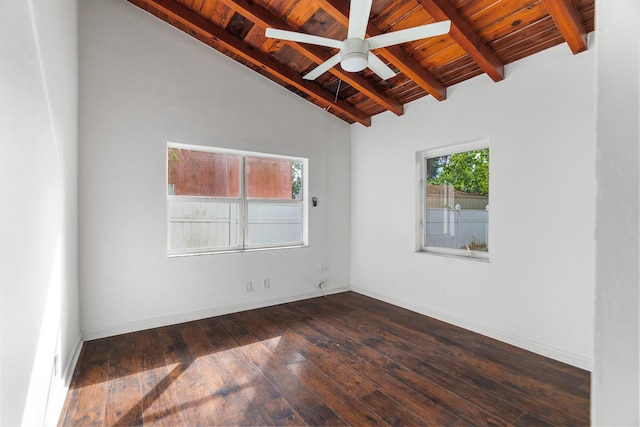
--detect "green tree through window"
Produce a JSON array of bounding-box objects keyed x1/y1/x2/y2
[
  {"x1": 422, "y1": 145, "x2": 489, "y2": 258},
  {"x1": 427, "y1": 148, "x2": 489, "y2": 196},
  {"x1": 292, "y1": 161, "x2": 302, "y2": 199}
]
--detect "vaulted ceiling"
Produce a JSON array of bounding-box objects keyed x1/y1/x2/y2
[{"x1": 128, "y1": 0, "x2": 594, "y2": 126}]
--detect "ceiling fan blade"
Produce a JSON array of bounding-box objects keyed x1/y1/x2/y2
[
  {"x1": 347, "y1": 0, "x2": 373, "y2": 40},
  {"x1": 303, "y1": 53, "x2": 342, "y2": 80},
  {"x1": 367, "y1": 20, "x2": 451, "y2": 50},
  {"x1": 367, "y1": 52, "x2": 396, "y2": 80},
  {"x1": 265, "y1": 28, "x2": 342, "y2": 49}
]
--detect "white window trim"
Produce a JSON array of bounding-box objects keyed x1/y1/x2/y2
[
  {"x1": 167, "y1": 142, "x2": 308, "y2": 256},
  {"x1": 416, "y1": 139, "x2": 490, "y2": 261}
]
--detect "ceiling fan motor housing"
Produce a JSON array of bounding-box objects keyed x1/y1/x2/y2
[{"x1": 340, "y1": 38, "x2": 370, "y2": 72}]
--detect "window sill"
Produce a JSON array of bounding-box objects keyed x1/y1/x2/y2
[
  {"x1": 168, "y1": 244, "x2": 308, "y2": 258},
  {"x1": 415, "y1": 248, "x2": 490, "y2": 263}
]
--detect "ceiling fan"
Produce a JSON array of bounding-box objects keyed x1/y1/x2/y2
[{"x1": 265, "y1": 0, "x2": 451, "y2": 81}]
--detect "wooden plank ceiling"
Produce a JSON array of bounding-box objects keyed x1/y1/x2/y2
[{"x1": 128, "y1": 0, "x2": 594, "y2": 126}]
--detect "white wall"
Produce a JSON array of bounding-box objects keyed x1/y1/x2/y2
[
  {"x1": 0, "y1": 0, "x2": 80, "y2": 425},
  {"x1": 593, "y1": 0, "x2": 640, "y2": 424},
  {"x1": 79, "y1": 0, "x2": 351, "y2": 339},
  {"x1": 351, "y1": 40, "x2": 596, "y2": 369}
]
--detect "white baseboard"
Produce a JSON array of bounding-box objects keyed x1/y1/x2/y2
[
  {"x1": 351, "y1": 286, "x2": 593, "y2": 371},
  {"x1": 82, "y1": 286, "x2": 350, "y2": 341},
  {"x1": 63, "y1": 337, "x2": 83, "y2": 385}
]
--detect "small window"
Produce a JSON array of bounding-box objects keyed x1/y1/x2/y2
[
  {"x1": 418, "y1": 141, "x2": 489, "y2": 259},
  {"x1": 167, "y1": 143, "x2": 307, "y2": 255}
]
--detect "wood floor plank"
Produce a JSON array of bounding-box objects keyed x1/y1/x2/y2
[
  {"x1": 188, "y1": 320, "x2": 280, "y2": 413},
  {"x1": 282, "y1": 330, "x2": 379, "y2": 398},
  {"x1": 286, "y1": 359, "x2": 390, "y2": 426},
  {"x1": 283, "y1": 301, "x2": 524, "y2": 425},
  {"x1": 513, "y1": 411, "x2": 555, "y2": 427},
  {"x1": 178, "y1": 325, "x2": 236, "y2": 421},
  {"x1": 355, "y1": 328, "x2": 588, "y2": 425},
  {"x1": 333, "y1": 328, "x2": 518, "y2": 423},
  {"x1": 105, "y1": 333, "x2": 143, "y2": 426},
  {"x1": 180, "y1": 320, "x2": 276, "y2": 423},
  {"x1": 360, "y1": 389, "x2": 430, "y2": 426},
  {"x1": 193, "y1": 316, "x2": 277, "y2": 421},
  {"x1": 156, "y1": 326, "x2": 220, "y2": 425},
  {"x1": 59, "y1": 292, "x2": 590, "y2": 426},
  {"x1": 137, "y1": 328, "x2": 185, "y2": 426},
  {"x1": 334, "y1": 293, "x2": 589, "y2": 390},
  {"x1": 60, "y1": 338, "x2": 111, "y2": 426},
  {"x1": 218, "y1": 314, "x2": 348, "y2": 426},
  {"x1": 242, "y1": 346, "x2": 346, "y2": 425},
  {"x1": 255, "y1": 306, "x2": 471, "y2": 426},
  {"x1": 220, "y1": 405, "x2": 269, "y2": 426},
  {"x1": 257, "y1": 396, "x2": 307, "y2": 426},
  {"x1": 367, "y1": 304, "x2": 588, "y2": 424},
  {"x1": 279, "y1": 312, "x2": 503, "y2": 426},
  {"x1": 296, "y1": 296, "x2": 589, "y2": 426}
]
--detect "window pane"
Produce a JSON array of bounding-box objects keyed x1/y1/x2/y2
[
  {"x1": 426, "y1": 148, "x2": 489, "y2": 252},
  {"x1": 167, "y1": 145, "x2": 307, "y2": 255},
  {"x1": 168, "y1": 199, "x2": 240, "y2": 250},
  {"x1": 246, "y1": 157, "x2": 303, "y2": 200},
  {"x1": 168, "y1": 148, "x2": 240, "y2": 197},
  {"x1": 247, "y1": 202, "x2": 303, "y2": 245}
]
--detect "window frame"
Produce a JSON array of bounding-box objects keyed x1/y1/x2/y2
[
  {"x1": 416, "y1": 140, "x2": 490, "y2": 261},
  {"x1": 167, "y1": 142, "x2": 308, "y2": 256}
]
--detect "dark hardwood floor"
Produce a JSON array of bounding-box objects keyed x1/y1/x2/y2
[{"x1": 59, "y1": 292, "x2": 590, "y2": 426}]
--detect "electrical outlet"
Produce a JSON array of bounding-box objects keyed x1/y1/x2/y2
[
  {"x1": 264, "y1": 278, "x2": 270, "y2": 289},
  {"x1": 246, "y1": 281, "x2": 253, "y2": 292}
]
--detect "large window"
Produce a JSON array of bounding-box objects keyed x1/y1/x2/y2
[
  {"x1": 418, "y1": 141, "x2": 489, "y2": 260},
  {"x1": 167, "y1": 143, "x2": 306, "y2": 255}
]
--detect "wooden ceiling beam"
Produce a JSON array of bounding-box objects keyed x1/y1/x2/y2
[
  {"x1": 220, "y1": 0, "x2": 404, "y2": 116},
  {"x1": 317, "y1": 0, "x2": 447, "y2": 101},
  {"x1": 136, "y1": 0, "x2": 371, "y2": 126},
  {"x1": 542, "y1": 0, "x2": 588, "y2": 54},
  {"x1": 417, "y1": 0, "x2": 505, "y2": 82}
]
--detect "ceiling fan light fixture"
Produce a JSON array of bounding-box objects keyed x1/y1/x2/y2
[
  {"x1": 341, "y1": 52, "x2": 368, "y2": 72},
  {"x1": 340, "y1": 38, "x2": 370, "y2": 72}
]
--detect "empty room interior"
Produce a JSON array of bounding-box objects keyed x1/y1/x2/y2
[{"x1": 2, "y1": 0, "x2": 639, "y2": 425}]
